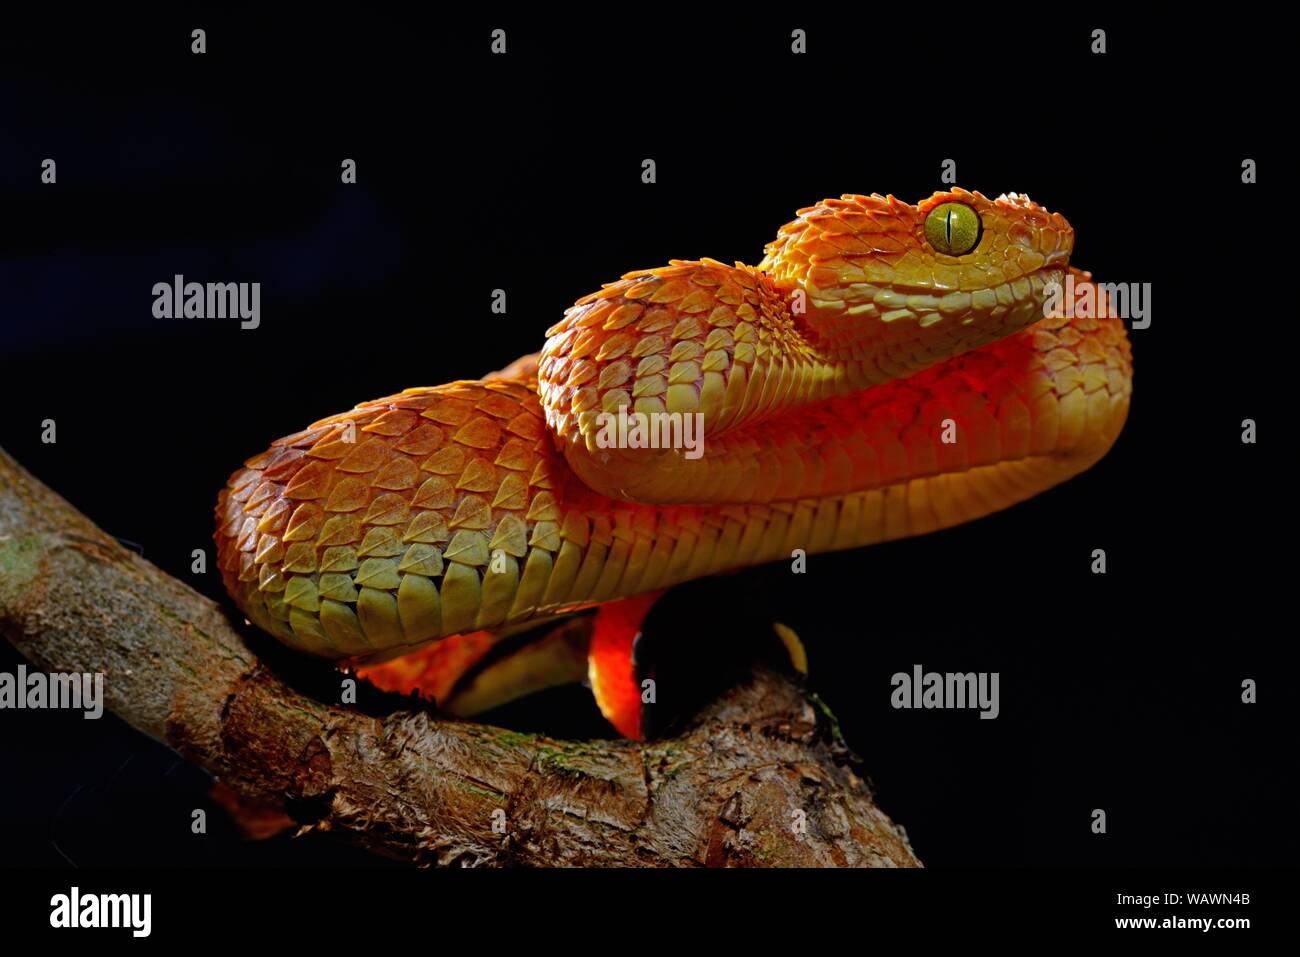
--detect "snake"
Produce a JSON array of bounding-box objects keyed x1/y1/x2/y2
[{"x1": 215, "y1": 188, "x2": 1133, "y2": 738}]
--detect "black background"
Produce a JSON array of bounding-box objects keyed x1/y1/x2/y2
[{"x1": 0, "y1": 10, "x2": 1291, "y2": 878}]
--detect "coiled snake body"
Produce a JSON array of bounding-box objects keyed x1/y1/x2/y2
[{"x1": 215, "y1": 189, "x2": 1132, "y2": 736}]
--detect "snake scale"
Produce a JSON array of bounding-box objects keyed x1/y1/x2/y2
[{"x1": 215, "y1": 188, "x2": 1133, "y2": 734}]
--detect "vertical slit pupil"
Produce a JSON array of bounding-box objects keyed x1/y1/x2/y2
[{"x1": 945, "y1": 208, "x2": 954, "y2": 245}]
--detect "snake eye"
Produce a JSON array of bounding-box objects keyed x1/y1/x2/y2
[{"x1": 924, "y1": 202, "x2": 983, "y2": 256}]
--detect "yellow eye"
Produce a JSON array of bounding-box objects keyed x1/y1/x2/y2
[{"x1": 924, "y1": 202, "x2": 983, "y2": 256}]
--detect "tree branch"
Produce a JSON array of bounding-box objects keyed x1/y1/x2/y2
[{"x1": 0, "y1": 447, "x2": 920, "y2": 867}]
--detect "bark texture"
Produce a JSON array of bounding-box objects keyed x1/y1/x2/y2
[{"x1": 0, "y1": 447, "x2": 920, "y2": 867}]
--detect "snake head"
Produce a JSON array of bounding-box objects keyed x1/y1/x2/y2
[{"x1": 757, "y1": 188, "x2": 1074, "y2": 369}]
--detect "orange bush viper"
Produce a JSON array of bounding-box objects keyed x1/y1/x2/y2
[{"x1": 215, "y1": 188, "x2": 1133, "y2": 737}]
